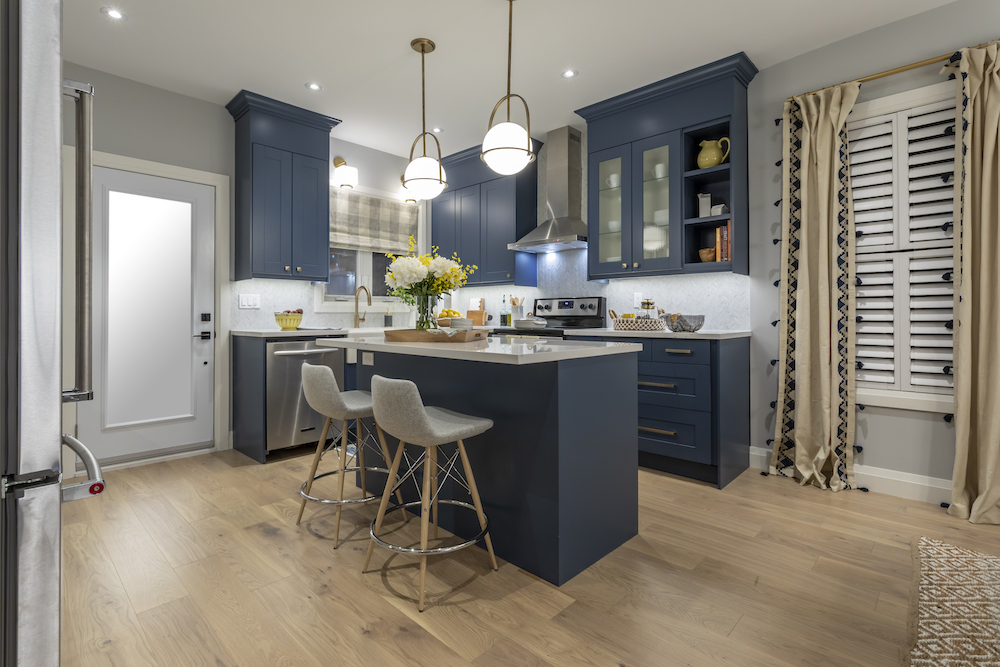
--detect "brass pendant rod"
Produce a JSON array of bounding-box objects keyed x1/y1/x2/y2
[
  {"x1": 506, "y1": 0, "x2": 513, "y2": 122},
  {"x1": 787, "y1": 38, "x2": 996, "y2": 102},
  {"x1": 421, "y1": 48, "x2": 427, "y2": 156}
]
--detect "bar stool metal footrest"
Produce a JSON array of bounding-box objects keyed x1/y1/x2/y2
[{"x1": 369, "y1": 499, "x2": 490, "y2": 555}]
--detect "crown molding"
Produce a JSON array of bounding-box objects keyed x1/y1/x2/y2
[{"x1": 226, "y1": 89, "x2": 341, "y2": 132}]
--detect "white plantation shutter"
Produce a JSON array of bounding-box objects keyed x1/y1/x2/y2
[{"x1": 849, "y1": 84, "x2": 957, "y2": 398}]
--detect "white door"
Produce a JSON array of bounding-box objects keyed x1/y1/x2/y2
[{"x1": 78, "y1": 167, "x2": 215, "y2": 464}]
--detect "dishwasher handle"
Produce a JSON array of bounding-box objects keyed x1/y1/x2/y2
[
  {"x1": 272, "y1": 348, "x2": 340, "y2": 357},
  {"x1": 61, "y1": 434, "x2": 105, "y2": 502}
]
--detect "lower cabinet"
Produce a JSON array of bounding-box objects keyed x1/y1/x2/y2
[{"x1": 569, "y1": 335, "x2": 750, "y2": 488}]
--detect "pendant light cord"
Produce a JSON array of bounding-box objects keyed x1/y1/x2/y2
[{"x1": 506, "y1": 0, "x2": 513, "y2": 122}]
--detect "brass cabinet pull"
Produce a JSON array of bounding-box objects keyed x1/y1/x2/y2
[
  {"x1": 622, "y1": 263, "x2": 627, "y2": 268},
  {"x1": 507, "y1": 273, "x2": 511, "y2": 278},
  {"x1": 633, "y1": 262, "x2": 639, "y2": 268},
  {"x1": 638, "y1": 381, "x2": 676, "y2": 388},
  {"x1": 285, "y1": 266, "x2": 291, "y2": 271},
  {"x1": 639, "y1": 426, "x2": 677, "y2": 436},
  {"x1": 296, "y1": 266, "x2": 302, "y2": 272},
  {"x1": 664, "y1": 348, "x2": 693, "y2": 354}
]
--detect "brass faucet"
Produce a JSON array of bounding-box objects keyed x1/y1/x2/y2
[{"x1": 354, "y1": 285, "x2": 371, "y2": 328}]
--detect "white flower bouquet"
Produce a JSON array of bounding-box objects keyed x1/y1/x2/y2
[{"x1": 385, "y1": 237, "x2": 476, "y2": 330}]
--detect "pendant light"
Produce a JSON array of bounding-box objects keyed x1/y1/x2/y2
[
  {"x1": 402, "y1": 38, "x2": 447, "y2": 200},
  {"x1": 481, "y1": 0, "x2": 535, "y2": 176}
]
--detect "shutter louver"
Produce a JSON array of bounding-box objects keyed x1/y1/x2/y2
[
  {"x1": 907, "y1": 254, "x2": 954, "y2": 390},
  {"x1": 906, "y1": 101, "x2": 956, "y2": 248},
  {"x1": 856, "y1": 260, "x2": 895, "y2": 384},
  {"x1": 849, "y1": 116, "x2": 895, "y2": 250}
]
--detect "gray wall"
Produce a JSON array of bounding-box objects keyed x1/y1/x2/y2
[
  {"x1": 62, "y1": 61, "x2": 234, "y2": 178},
  {"x1": 330, "y1": 136, "x2": 409, "y2": 195},
  {"x1": 749, "y1": 0, "x2": 999, "y2": 480}
]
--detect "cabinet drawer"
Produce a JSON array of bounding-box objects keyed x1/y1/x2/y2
[
  {"x1": 650, "y1": 339, "x2": 711, "y2": 365},
  {"x1": 637, "y1": 405, "x2": 712, "y2": 464},
  {"x1": 603, "y1": 337, "x2": 652, "y2": 361},
  {"x1": 637, "y1": 362, "x2": 711, "y2": 412}
]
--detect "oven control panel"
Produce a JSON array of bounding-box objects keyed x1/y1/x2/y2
[{"x1": 533, "y1": 297, "x2": 605, "y2": 316}]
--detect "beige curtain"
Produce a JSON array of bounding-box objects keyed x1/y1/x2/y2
[
  {"x1": 770, "y1": 83, "x2": 861, "y2": 491},
  {"x1": 945, "y1": 43, "x2": 1000, "y2": 524}
]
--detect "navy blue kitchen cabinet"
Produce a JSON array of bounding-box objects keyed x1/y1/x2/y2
[
  {"x1": 576, "y1": 53, "x2": 757, "y2": 279},
  {"x1": 431, "y1": 144, "x2": 542, "y2": 287},
  {"x1": 227, "y1": 90, "x2": 341, "y2": 281},
  {"x1": 566, "y1": 334, "x2": 750, "y2": 489}
]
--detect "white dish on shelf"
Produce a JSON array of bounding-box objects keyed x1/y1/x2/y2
[
  {"x1": 606, "y1": 220, "x2": 621, "y2": 232},
  {"x1": 653, "y1": 209, "x2": 669, "y2": 226},
  {"x1": 606, "y1": 256, "x2": 621, "y2": 263}
]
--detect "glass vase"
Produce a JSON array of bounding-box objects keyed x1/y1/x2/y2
[{"x1": 415, "y1": 295, "x2": 440, "y2": 331}]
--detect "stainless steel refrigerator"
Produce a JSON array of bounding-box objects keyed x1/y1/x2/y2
[{"x1": 2, "y1": 1, "x2": 104, "y2": 665}]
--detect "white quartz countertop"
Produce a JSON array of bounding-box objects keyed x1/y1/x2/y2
[
  {"x1": 560, "y1": 328, "x2": 752, "y2": 340},
  {"x1": 316, "y1": 335, "x2": 643, "y2": 365},
  {"x1": 231, "y1": 326, "x2": 495, "y2": 338}
]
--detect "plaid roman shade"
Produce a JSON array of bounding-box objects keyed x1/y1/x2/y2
[{"x1": 329, "y1": 188, "x2": 418, "y2": 254}]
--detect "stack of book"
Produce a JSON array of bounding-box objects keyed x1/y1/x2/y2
[{"x1": 714, "y1": 219, "x2": 732, "y2": 262}]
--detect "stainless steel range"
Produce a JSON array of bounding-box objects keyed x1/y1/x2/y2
[{"x1": 491, "y1": 297, "x2": 606, "y2": 338}]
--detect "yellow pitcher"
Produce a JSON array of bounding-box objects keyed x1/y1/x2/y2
[{"x1": 697, "y1": 137, "x2": 730, "y2": 169}]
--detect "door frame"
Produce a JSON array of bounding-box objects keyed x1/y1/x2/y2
[{"x1": 61, "y1": 147, "x2": 232, "y2": 474}]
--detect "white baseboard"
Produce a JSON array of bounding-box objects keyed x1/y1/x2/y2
[{"x1": 748, "y1": 446, "x2": 951, "y2": 505}]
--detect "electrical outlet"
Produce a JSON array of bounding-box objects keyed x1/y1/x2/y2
[
  {"x1": 633, "y1": 292, "x2": 643, "y2": 308},
  {"x1": 238, "y1": 294, "x2": 260, "y2": 309},
  {"x1": 362, "y1": 352, "x2": 374, "y2": 366}
]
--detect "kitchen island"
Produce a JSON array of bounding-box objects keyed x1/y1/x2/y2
[{"x1": 316, "y1": 335, "x2": 642, "y2": 585}]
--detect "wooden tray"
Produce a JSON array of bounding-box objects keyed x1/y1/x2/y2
[{"x1": 383, "y1": 328, "x2": 487, "y2": 343}]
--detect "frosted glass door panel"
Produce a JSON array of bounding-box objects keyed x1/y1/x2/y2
[
  {"x1": 642, "y1": 144, "x2": 670, "y2": 259},
  {"x1": 597, "y1": 157, "x2": 623, "y2": 264},
  {"x1": 105, "y1": 192, "x2": 194, "y2": 428}
]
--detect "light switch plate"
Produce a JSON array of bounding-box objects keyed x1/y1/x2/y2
[
  {"x1": 362, "y1": 352, "x2": 374, "y2": 366},
  {"x1": 633, "y1": 292, "x2": 643, "y2": 308},
  {"x1": 238, "y1": 294, "x2": 260, "y2": 309}
]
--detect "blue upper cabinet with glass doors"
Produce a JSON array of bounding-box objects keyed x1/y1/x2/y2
[
  {"x1": 577, "y1": 53, "x2": 757, "y2": 279},
  {"x1": 227, "y1": 90, "x2": 341, "y2": 281}
]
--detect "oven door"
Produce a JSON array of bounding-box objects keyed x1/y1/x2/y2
[{"x1": 265, "y1": 340, "x2": 345, "y2": 451}]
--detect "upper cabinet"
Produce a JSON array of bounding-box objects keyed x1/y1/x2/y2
[
  {"x1": 227, "y1": 90, "x2": 341, "y2": 281},
  {"x1": 431, "y1": 144, "x2": 541, "y2": 287},
  {"x1": 576, "y1": 53, "x2": 757, "y2": 279}
]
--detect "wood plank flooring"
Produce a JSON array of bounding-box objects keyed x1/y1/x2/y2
[{"x1": 61, "y1": 449, "x2": 1000, "y2": 666}]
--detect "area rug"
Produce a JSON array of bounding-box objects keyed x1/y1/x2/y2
[{"x1": 905, "y1": 536, "x2": 1000, "y2": 666}]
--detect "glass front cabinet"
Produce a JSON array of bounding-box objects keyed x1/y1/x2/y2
[{"x1": 588, "y1": 132, "x2": 681, "y2": 278}]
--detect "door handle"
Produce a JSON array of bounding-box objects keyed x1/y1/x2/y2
[
  {"x1": 639, "y1": 426, "x2": 677, "y2": 436},
  {"x1": 638, "y1": 381, "x2": 676, "y2": 389},
  {"x1": 61, "y1": 434, "x2": 105, "y2": 502},
  {"x1": 272, "y1": 349, "x2": 339, "y2": 356},
  {"x1": 62, "y1": 80, "x2": 95, "y2": 404},
  {"x1": 194, "y1": 332, "x2": 212, "y2": 340}
]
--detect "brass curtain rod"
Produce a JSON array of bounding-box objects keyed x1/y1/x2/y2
[{"x1": 788, "y1": 39, "x2": 997, "y2": 101}]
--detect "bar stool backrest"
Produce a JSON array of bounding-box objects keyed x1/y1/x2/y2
[
  {"x1": 371, "y1": 375, "x2": 435, "y2": 447},
  {"x1": 302, "y1": 364, "x2": 351, "y2": 420}
]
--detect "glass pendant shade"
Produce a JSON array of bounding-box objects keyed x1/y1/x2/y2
[
  {"x1": 482, "y1": 121, "x2": 533, "y2": 176},
  {"x1": 403, "y1": 156, "x2": 447, "y2": 200}
]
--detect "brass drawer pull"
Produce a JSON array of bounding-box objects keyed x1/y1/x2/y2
[
  {"x1": 664, "y1": 348, "x2": 693, "y2": 354},
  {"x1": 638, "y1": 381, "x2": 676, "y2": 388},
  {"x1": 639, "y1": 426, "x2": 677, "y2": 436}
]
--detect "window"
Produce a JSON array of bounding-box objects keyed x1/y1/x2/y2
[
  {"x1": 324, "y1": 247, "x2": 395, "y2": 298},
  {"x1": 849, "y1": 82, "x2": 956, "y2": 408}
]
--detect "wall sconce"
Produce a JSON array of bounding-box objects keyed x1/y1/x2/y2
[{"x1": 332, "y1": 157, "x2": 359, "y2": 189}]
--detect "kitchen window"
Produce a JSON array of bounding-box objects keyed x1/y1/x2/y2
[
  {"x1": 324, "y1": 247, "x2": 395, "y2": 298},
  {"x1": 848, "y1": 81, "x2": 957, "y2": 412}
]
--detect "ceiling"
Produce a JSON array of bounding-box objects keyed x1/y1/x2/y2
[{"x1": 64, "y1": 0, "x2": 955, "y2": 158}]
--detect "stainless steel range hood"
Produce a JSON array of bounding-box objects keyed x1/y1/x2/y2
[{"x1": 508, "y1": 126, "x2": 587, "y2": 253}]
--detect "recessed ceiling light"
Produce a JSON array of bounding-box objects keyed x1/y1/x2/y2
[
  {"x1": 432, "y1": 127, "x2": 443, "y2": 133},
  {"x1": 101, "y1": 7, "x2": 126, "y2": 20},
  {"x1": 305, "y1": 82, "x2": 323, "y2": 91},
  {"x1": 562, "y1": 69, "x2": 578, "y2": 79}
]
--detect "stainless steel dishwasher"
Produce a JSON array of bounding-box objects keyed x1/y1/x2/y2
[{"x1": 265, "y1": 339, "x2": 345, "y2": 452}]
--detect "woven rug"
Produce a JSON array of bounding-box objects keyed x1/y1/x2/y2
[{"x1": 906, "y1": 537, "x2": 1000, "y2": 666}]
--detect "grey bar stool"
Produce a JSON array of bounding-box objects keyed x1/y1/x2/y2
[
  {"x1": 297, "y1": 364, "x2": 402, "y2": 547},
  {"x1": 363, "y1": 374, "x2": 498, "y2": 612}
]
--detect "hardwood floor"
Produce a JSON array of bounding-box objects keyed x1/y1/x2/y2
[{"x1": 61, "y1": 449, "x2": 1000, "y2": 667}]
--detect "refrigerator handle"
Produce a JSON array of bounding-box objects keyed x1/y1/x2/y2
[
  {"x1": 60, "y1": 434, "x2": 105, "y2": 502},
  {"x1": 62, "y1": 79, "x2": 95, "y2": 403}
]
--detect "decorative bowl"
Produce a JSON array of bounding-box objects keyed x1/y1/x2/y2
[
  {"x1": 698, "y1": 248, "x2": 716, "y2": 262},
  {"x1": 664, "y1": 314, "x2": 705, "y2": 332},
  {"x1": 274, "y1": 312, "x2": 303, "y2": 331}
]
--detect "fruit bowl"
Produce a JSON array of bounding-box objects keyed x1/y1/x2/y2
[
  {"x1": 274, "y1": 312, "x2": 303, "y2": 331},
  {"x1": 663, "y1": 314, "x2": 705, "y2": 332}
]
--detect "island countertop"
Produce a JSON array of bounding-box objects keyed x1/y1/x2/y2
[
  {"x1": 316, "y1": 334, "x2": 642, "y2": 365},
  {"x1": 562, "y1": 328, "x2": 752, "y2": 340}
]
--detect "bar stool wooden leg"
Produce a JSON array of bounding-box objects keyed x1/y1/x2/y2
[
  {"x1": 296, "y1": 417, "x2": 332, "y2": 525},
  {"x1": 374, "y1": 423, "x2": 405, "y2": 510},
  {"x1": 363, "y1": 440, "x2": 407, "y2": 573},
  {"x1": 429, "y1": 445, "x2": 439, "y2": 540},
  {"x1": 356, "y1": 419, "x2": 367, "y2": 499},
  {"x1": 457, "y1": 439, "x2": 498, "y2": 571},
  {"x1": 333, "y1": 419, "x2": 349, "y2": 548},
  {"x1": 418, "y1": 446, "x2": 433, "y2": 611}
]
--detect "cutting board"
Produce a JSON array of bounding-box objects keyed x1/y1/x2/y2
[{"x1": 383, "y1": 329, "x2": 487, "y2": 343}]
